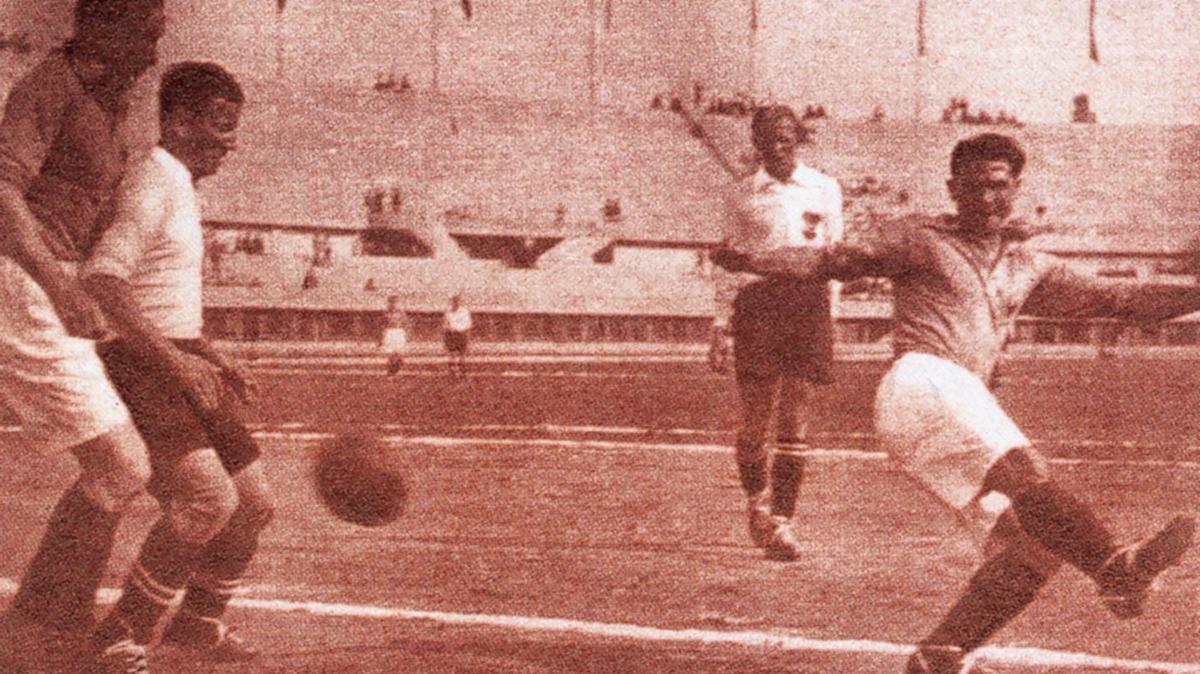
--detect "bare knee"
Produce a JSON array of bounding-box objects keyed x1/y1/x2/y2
[
  {"x1": 72, "y1": 423, "x2": 151, "y2": 513},
  {"x1": 983, "y1": 447, "x2": 1050, "y2": 499},
  {"x1": 230, "y1": 462, "x2": 276, "y2": 532},
  {"x1": 165, "y1": 448, "x2": 265, "y2": 543}
]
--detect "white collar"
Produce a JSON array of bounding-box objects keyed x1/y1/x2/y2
[{"x1": 152, "y1": 145, "x2": 195, "y2": 184}]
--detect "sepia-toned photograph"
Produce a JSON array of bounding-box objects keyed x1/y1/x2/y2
[{"x1": 0, "y1": 1, "x2": 1197, "y2": 672}]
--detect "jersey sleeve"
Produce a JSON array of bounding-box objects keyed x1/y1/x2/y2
[
  {"x1": 1024, "y1": 253, "x2": 1200, "y2": 323},
  {"x1": 83, "y1": 158, "x2": 169, "y2": 281},
  {"x1": 0, "y1": 63, "x2": 68, "y2": 192}
]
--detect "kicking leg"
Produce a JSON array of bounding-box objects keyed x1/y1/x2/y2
[{"x1": 985, "y1": 447, "x2": 1194, "y2": 618}]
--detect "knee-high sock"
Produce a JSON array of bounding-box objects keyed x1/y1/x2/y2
[
  {"x1": 735, "y1": 437, "x2": 768, "y2": 497},
  {"x1": 13, "y1": 484, "x2": 119, "y2": 632},
  {"x1": 93, "y1": 519, "x2": 201, "y2": 645},
  {"x1": 1011, "y1": 481, "x2": 1116, "y2": 578},
  {"x1": 177, "y1": 520, "x2": 262, "y2": 621},
  {"x1": 769, "y1": 447, "x2": 806, "y2": 519},
  {"x1": 924, "y1": 547, "x2": 1053, "y2": 653}
]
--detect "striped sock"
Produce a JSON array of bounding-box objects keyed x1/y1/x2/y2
[
  {"x1": 94, "y1": 520, "x2": 200, "y2": 646},
  {"x1": 735, "y1": 437, "x2": 768, "y2": 496},
  {"x1": 175, "y1": 519, "x2": 262, "y2": 628},
  {"x1": 770, "y1": 439, "x2": 807, "y2": 519}
]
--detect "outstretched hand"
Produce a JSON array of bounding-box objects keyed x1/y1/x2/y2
[
  {"x1": 1177, "y1": 234, "x2": 1200, "y2": 282},
  {"x1": 709, "y1": 242, "x2": 750, "y2": 272}
]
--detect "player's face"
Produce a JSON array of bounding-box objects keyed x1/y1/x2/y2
[
  {"x1": 186, "y1": 97, "x2": 241, "y2": 180},
  {"x1": 93, "y1": 6, "x2": 166, "y2": 90},
  {"x1": 755, "y1": 117, "x2": 799, "y2": 182},
  {"x1": 947, "y1": 159, "x2": 1020, "y2": 233}
]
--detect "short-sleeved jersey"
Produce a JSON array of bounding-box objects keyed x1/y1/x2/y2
[
  {"x1": 444, "y1": 307, "x2": 472, "y2": 333},
  {"x1": 83, "y1": 147, "x2": 203, "y2": 339},
  {"x1": 0, "y1": 51, "x2": 128, "y2": 260},
  {"x1": 713, "y1": 164, "x2": 843, "y2": 325}
]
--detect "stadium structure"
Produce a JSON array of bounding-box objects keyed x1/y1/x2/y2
[{"x1": 2, "y1": 0, "x2": 1199, "y2": 356}]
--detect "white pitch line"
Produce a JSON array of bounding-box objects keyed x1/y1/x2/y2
[
  {"x1": 0, "y1": 579, "x2": 1194, "y2": 673},
  {"x1": 3, "y1": 424, "x2": 1199, "y2": 469}
]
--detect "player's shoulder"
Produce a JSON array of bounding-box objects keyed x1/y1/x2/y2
[
  {"x1": 5, "y1": 53, "x2": 74, "y2": 109},
  {"x1": 793, "y1": 164, "x2": 840, "y2": 190}
]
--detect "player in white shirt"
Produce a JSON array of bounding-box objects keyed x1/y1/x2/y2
[
  {"x1": 381, "y1": 295, "x2": 411, "y2": 376},
  {"x1": 82, "y1": 62, "x2": 270, "y2": 671},
  {"x1": 443, "y1": 293, "x2": 473, "y2": 377},
  {"x1": 711, "y1": 106, "x2": 843, "y2": 561}
]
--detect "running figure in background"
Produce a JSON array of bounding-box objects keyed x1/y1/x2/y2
[
  {"x1": 711, "y1": 105, "x2": 844, "y2": 562},
  {"x1": 0, "y1": 2, "x2": 165, "y2": 670},
  {"x1": 713, "y1": 132, "x2": 1197, "y2": 674},
  {"x1": 83, "y1": 61, "x2": 272, "y2": 672},
  {"x1": 443, "y1": 293, "x2": 473, "y2": 377},
  {"x1": 381, "y1": 294, "x2": 411, "y2": 376}
]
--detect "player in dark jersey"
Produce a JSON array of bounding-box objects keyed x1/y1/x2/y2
[
  {"x1": 0, "y1": 2, "x2": 165, "y2": 671},
  {"x1": 714, "y1": 133, "x2": 1197, "y2": 674}
]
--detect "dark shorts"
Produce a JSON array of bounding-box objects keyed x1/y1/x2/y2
[
  {"x1": 97, "y1": 340, "x2": 261, "y2": 482},
  {"x1": 732, "y1": 279, "x2": 834, "y2": 384},
  {"x1": 444, "y1": 331, "x2": 469, "y2": 354}
]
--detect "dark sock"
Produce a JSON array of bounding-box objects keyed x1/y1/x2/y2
[
  {"x1": 769, "y1": 449, "x2": 806, "y2": 518},
  {"x1": 178, "y1": 523, "x2": 260, "y2": 622},
  {"x1": 13, "y1": 485, "x2": 119, "y2": 632},
  {"x1": 924, "y1": 548, "x2": 1051, "y2": 653},
  {"x1": 1011, "y1": 481, "x2": 1116, "y2": 578},
  {"x1": 94, "y1": 520, "x2": 202, "y2": 645},
  {"x1": 735, "y1": 438, "x2": 767, "y2": 496}
]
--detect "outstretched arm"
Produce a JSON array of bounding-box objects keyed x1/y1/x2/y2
[
  {"x1": 1023, "y1": 260, "x2": 1200, "y2": 325},
  {"x1": 715, "y1": 238, "x2": 907, "y2": 283}
]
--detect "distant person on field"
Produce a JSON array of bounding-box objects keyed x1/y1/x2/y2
[
  {"x1": 443, "y1": 294, "x2": 472, "y2": 376},
  {"x1": 381, "y1": 295, "x2": 410, "y2": 376},
  {"x1": 711, "y1": 105, "x2": 844, "y2": 562}
]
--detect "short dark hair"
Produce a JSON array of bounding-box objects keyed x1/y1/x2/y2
[
  {"x1": 751, "y1": 105, "x2": 809, "y2": 146},
  {"x1": 74, "y1": 0, "x2": 163, "y2": 34},
  {"x1": 950, "y1": 133, "x2": 1026, "y2": 178},
  {"x1": 159, "y1": 61, "x2": 244, "y2": 121}
]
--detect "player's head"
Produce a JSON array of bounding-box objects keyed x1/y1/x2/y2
[
  {"x1": 750, "y1": 105, "x2": 807, "y2": 182},
  {"x1": 946, "y1": 133, "x2": 1025, "y2": 232},
  {"x1": 159, "y1": 61, "x2": 243, "y2": 181},
  {"x1": 71, "y1": 0, "x2": 165, "y2": 88}
]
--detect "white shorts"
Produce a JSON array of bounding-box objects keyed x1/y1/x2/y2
[
  {"x1": 0, "y1": 256, "x2": 130, "y2": 450},
  {"x1": 875, "y1": 353, "x2": 1028, "y2": 546},
  {"x1": 381, "y1": 328, "x2": 407, "y2": 353}
]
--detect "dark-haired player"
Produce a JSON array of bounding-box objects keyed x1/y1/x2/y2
[
  {"x1": 711, "y1": 105, "x2": 843, "y2": 561},
  {"x1": 83, "y1": 62, "x2": 273, "y2": 673},
  {"x1": 713, "y1": 132, "x2": 1197, "y2": 674},
  {"x1": 0, "y1": 1, "x2": 164, "y2": 670}
]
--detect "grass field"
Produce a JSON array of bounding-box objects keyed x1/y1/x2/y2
[{"x1": 2, "y1": 358, "x2": 1198, "y2": 673}]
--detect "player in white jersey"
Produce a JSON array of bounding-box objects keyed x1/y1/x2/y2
[
  {"x1": 714, "y1": 133, "x2": 1197, "y2": 674},
  {"x1": 82, "y1": 62, "x2": 271, "y2": 672},
  {"x1": 712, "y1": 105, "x2": 843, "y2": 561}
]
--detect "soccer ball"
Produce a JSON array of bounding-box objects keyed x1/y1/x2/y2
[{"x1": 314, "y1": 434, "x2": 407, "y2": 527}]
